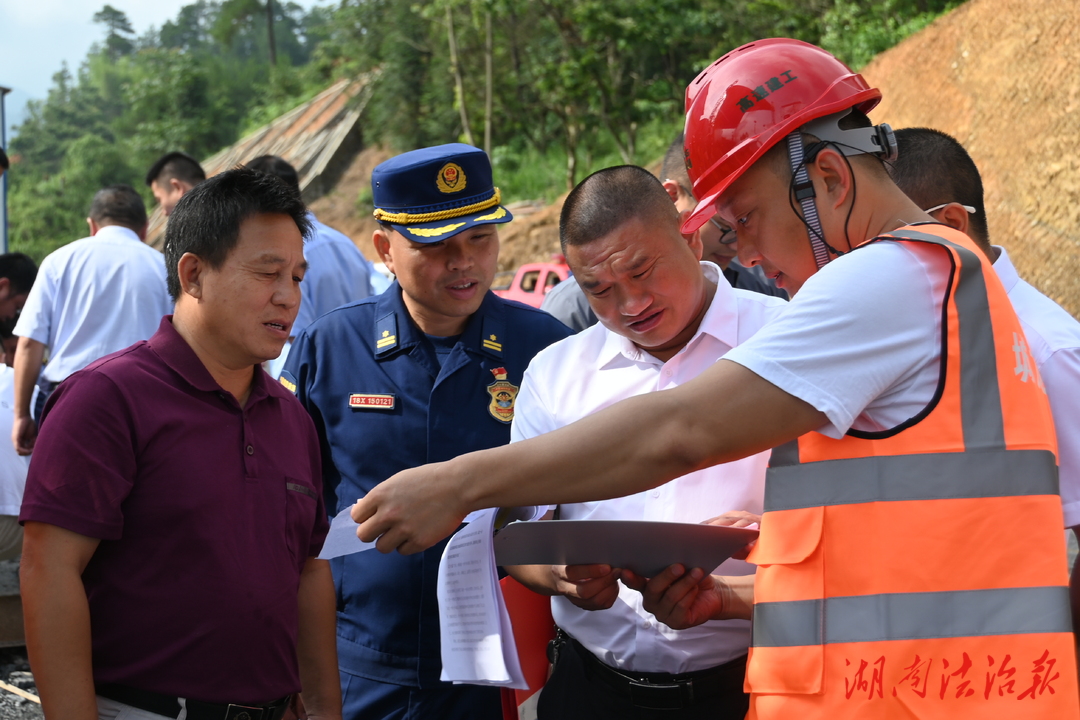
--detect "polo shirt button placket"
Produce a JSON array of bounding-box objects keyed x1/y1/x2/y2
[{"x1": 246, "y1": 444, "x2": 254, "y2": 455}]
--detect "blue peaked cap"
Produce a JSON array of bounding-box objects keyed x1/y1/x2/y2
[{"x1": 371, "y1": 143, "x2": 512, "y2": 243}]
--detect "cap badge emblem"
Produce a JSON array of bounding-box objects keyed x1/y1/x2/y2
[{"x1": 436, "y1": 162, "x2": 467, "y2": 193}]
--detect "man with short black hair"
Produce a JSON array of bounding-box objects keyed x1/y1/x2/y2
[
  {"x1": 145, "y1": 151, "x2": 205, "y2": 217},
  {"x1": 509, "y1": 165, "x2": 785, "y2": 719},
  {"x1": 246, "y1": 155, "x2": 384, "y2": 375},
  {"x1": 888, "y1": 126, "x2": 1080, "y2": 633},
  {"x1": 0, "y1": 146, "x2": 9, "y2": 178},
  {"x1": 20, "y1": 167, "x2": 341, "y2": 720},
  {"x1": 12, "y1": 184, "x2": 172, "y2": 455},
  {"x1": 542, "y1": 135, "x2": 784, "y2": 333}
]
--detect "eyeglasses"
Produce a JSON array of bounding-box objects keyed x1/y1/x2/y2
[
  {"x1": 924, "y1": 203, "x2": 977, "y2": 215},
  {"x1": 709, "y1": 217, "x2": 738, "y2": 245}
]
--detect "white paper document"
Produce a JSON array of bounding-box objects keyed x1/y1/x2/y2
[
  {"x1": 438, "y1": 506, "x2": 546, "y2": 688},
  {"x1": 317, "y1": 506, "x2": 379, "y2": 560},
  {"x1": 318, "y1": 502, "x2": 550, "y2": 561}
]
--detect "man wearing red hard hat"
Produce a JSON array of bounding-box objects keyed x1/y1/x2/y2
[{"x1": 352, "y1": 39, "x2": 1079, "y2": 719}]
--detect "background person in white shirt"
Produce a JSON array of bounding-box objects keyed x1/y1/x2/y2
[
  {"x1": 886, "y1": 125, "x2": 1080, "y2": 628},
  {"x1": 507, "y1": 166, "x2": 786, "y2": 719},
  {"x1": 0, "y1": 319, "x2": 29, "y2": 560},
  {"x1": 12, "y1": 184, "x2": 173, "y2": 455}
]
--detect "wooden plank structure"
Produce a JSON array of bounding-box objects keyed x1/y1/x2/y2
[{"x1": 146, "y1": 71, "x2": 379, "y2": 250}]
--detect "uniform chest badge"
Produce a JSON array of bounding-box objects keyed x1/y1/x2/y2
[
  {"x1": 486, "y1": 367, "x2": 518, "y2": 424},
  {"x1": 349, "y1": 393, "x2": 396, "y2": 410}
]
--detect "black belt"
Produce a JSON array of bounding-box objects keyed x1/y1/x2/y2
[
  {"x1": 96, "y1": 683, "x2": 292, "y2": 720},
  {"x1": 552, "y1": 629, "x2": 747, "y2": 711}
]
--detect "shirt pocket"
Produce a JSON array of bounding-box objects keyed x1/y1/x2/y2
[{"x1": 284, "y1": 476, "x2": 319, "y2": 564}]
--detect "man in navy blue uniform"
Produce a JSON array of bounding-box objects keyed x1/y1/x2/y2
[{"x1": 281, "y1": 144, "x2": 570, "y2": 720}]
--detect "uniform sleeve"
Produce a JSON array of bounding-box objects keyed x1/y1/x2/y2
[
  {"x1": 1041, "y1": 348, "x2": 1080, "y2": 528},
  {"x1": 13, "y1": 255, "x2": 56, "y2": 345},
  {"x1": 18, "y1": 371, "x2": 137, "y2": 540},
  {"x1": 510, "y1": 354, "x2": 561, "y2": 443},
  {"x1": 281, "y1": 328, "x2": 342, "y2": 513},
  {"x1": 282, "y1": 328, "x2": 316, "y2": 410}
]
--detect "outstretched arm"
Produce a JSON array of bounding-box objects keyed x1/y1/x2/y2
[{"x1": 354, "y1": 359, "x2": 825, "y2": 554}]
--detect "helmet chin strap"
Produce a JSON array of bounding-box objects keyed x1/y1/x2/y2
[
  {"x1": 785, "y1": 109, "x2": 900, "y2": 270},
  {"x1": 786, "y1": 131, "x2": 835, "y2": 270}
]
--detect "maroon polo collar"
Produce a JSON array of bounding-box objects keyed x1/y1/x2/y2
[{"x1": 146, "y1": 316, "x2": 272, "y2": 407}]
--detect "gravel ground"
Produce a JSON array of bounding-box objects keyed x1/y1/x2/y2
[{"x1": 0, "y1": 647, "x2": 40, "y2": 720}]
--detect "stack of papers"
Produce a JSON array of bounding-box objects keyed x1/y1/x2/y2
[{"x1": 438, "y1": 506, "x2": 547, "y2": 688}]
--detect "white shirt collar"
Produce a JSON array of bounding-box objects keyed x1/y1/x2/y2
[
  {"x1": 94, "y1": 224, "x2": 143, "y2": 244},
  {"x1": 992, "y1": 245, "x2": 1020, "y2": 294},
  {"x1": 597, "y1": 261, "x2": 738, "y2": 367}
]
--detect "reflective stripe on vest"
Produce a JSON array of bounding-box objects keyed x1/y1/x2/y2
[
  {"x1": 753, "y1": 586, "x2": 1072, "y2": 648},
  {"x1": 763, "y1": 448, "x2": 1058, "y2": 512}
]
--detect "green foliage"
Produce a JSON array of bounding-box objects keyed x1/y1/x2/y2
[
  {"x1": 93, "y1": 4, "x2": 136, "y2": 59},
  {"x1": 8, "y1": 0, "x2": 966, "y2": 258},
  {"x1": 9, "y1": 135, "x2": 142, "y2": 261},
  {"x1": 819, "y1": 0, "x2": 963, "y2": 70},
  {"x1": 7, "y1": 1, "x2": 330, "y2": 256},
  {"x1": 355, "y1": 186, "x2": 374, "y2": 216}
]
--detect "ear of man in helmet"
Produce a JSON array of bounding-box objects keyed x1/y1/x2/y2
[{"x1": 681, "y1": 38, "x2": 928, "y2": 295}]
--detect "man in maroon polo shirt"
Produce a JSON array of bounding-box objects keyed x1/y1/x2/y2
[{"x1": 19, "y1": 168, "x2": 341, "y2": 720}]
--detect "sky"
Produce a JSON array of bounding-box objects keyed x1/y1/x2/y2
[{"x1": 0, "y1": 0, "x2": 328, "y2": 143}]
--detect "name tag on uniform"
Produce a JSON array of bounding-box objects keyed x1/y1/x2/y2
[{"x1": 349, "y1": 393, "x2": 396, "y2": 410}]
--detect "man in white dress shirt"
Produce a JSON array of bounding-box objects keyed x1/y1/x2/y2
[
  {"x1": 11, "y1": 184, "x2": 173, "y2": 455},
  {"x1": 887, "y1": 126, "x2": 1080, "y2": 630},
  {"x1": 506, "y1": 166, "x2": 786, "y2": 719}
]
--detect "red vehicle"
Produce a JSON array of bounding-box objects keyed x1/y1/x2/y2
[{"x1": 492, "y1": 258, "x2": 570, "y2": 308}]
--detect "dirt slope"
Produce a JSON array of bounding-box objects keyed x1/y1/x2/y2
[
  {"x1": 861, "y1": 0, "x2": 1080, "y2": 315},
  {"x1": 315, "y1": 0, "x2": 1080, "y2": 315},
  {"x1": 306, "y1": 146, "x2": 391, "y2": 262}
]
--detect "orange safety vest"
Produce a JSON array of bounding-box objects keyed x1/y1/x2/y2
[{"x1": 744, "y1": 226, "x2": 1079, "y2": 719}]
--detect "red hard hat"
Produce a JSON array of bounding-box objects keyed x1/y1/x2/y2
[{"x1": 681, "y1": 38, "x2": 881, "y2": 234}]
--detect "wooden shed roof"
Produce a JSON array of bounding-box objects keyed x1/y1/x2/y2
[{"x1": 146, "y1": 71, "x2": 378, "y2": 249}]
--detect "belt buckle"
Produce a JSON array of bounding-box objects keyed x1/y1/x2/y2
[
  {"x1": 627, "y1": 679, "x2": 690, "y2": 710},
  {"x1": 224, "y1": 704, "x2": 264, "y2": 720}
]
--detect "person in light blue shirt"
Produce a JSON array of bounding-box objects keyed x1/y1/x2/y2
[{"x1": 12, "y1": 185, "x2": 172, "y2": 455}]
